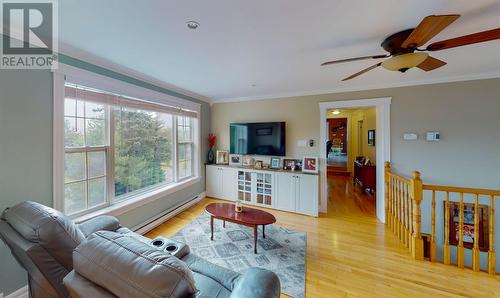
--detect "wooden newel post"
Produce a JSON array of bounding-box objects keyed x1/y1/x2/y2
[
  {"x1": 385, "y1": 162, "x2": 391, "y2": 225},
  {"x1": 410, "y1": 171, "x2": 424, "y2": 260}
]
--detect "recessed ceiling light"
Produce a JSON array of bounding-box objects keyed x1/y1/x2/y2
[
  {"x1": 186, "y1": 21, "x2": 200, "y2": 30},
  {"x1": 332, "y1": 110, "x2": 341, "y2": 115}
]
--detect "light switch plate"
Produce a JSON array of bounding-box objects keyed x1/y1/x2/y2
[
  {"x1": 403, "y1": 133, "x2": 418, "y2": 140},
  {"x1": 297, "y1": 140, "x2": 307, "y2": 147}
]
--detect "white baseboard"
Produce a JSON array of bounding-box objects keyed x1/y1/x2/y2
[
  {"x1": 6, "y1": 286, "x2": 28, "y2": 298},
  {"x1": 133, "y1": 192, "x2": 206, "y2": 235}
]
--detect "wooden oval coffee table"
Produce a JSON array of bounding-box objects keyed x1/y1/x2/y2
[{"x1": 205, "y1": 202, "x2": 276, "y2": 254}]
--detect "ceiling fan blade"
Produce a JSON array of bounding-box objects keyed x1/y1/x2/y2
[
  {"x1": 425, "y1": 28, "x2": 500, "y2": 51},
  {"x1": 417, "y1": 56, "x2": 447, "y2": 71},
  {"x1": 342, "y1": 62, "x2": 382, "y2": 81},
  {"x1": 321, "y1": 54, "x2": 389, "y2": 66},
  {"x1": 401, "y1": 14, "x2": 460, "y2": 48}
]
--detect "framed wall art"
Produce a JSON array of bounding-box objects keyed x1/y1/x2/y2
[
  {"x1": 446, "y1": 201, "x2": 489, "y2": 252},
  {"x1": 368, "y1": 129, "x2": 375, "y2": 146}
]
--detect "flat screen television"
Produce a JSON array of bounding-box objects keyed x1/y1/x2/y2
[{"x1": 230, "y1": 122, "x2": 286, "y2": 156}]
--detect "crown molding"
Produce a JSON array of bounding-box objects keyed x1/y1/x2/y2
[
  {"x1": 213, "y1": 71, "x2": 500, "y2": 104},
  {"x1": 57, "y1": 43, "x2": 213, "y2": 105}
]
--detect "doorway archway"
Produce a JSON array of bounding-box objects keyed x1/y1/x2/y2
[{"x1": 319, "y1": 97, "x2": 391, "y2": 223}]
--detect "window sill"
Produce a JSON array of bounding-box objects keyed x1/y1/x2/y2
[{"x1": 74, "y1": 176, "x2": 200, "y2": 223}]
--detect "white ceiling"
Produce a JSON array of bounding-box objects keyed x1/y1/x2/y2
[{"x1": 58, "y1": 0, "x2": 500, "y2": 103}]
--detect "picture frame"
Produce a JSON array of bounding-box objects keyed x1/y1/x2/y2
[
  {"x1": 302, "y1": 157, "x2": 318, "y2": 173},
  {"x1": 368, "y1": 129, "x2": 375, "y2": 146},
  {"x1": 283, "y1": 159, "x2": 297, "y2": 171},
  {"x1": 242, "y1": 155, "x2": 255, "y2": 167},
  {"x1": 216, "y1": 150, "x2": 229, "y2": 164},
  {"x1": 270, "y1": 157, "x2": 281, "y2": 169},
  {"x1": 446, "y1": 201, "x2": 489, "y2": 252},
  {"x1": 254, "y1": 160, "x2": 263, "y2": 169},
  {"x1": 229, "y1": 154, "x2": 242, "y2": 166}
]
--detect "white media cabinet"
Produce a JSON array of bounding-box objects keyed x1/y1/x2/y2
[{"x1": 206, "y1": 164, "x2": 319, "y2": 216}]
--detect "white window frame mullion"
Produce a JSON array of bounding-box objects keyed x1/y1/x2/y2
[
  {"x1": 173, "y1": 116, "x2": 178, "y2": 182},
  {"x1": 189, "y1": 117, "x2": 195, "y2": 178},
  {"x1": 193, "y1": 116, "x2": 200, "y2": 179},
  {"x1": 53, "y1": 72, "x2": 65, "y2": 212},
  {"x1": 108, "y1": 105, "x2": 115, "y2": 205}
]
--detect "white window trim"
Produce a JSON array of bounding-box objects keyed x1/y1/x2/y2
[{"x1": 53, "y1": 63, "x2": 201, "y2": 219}]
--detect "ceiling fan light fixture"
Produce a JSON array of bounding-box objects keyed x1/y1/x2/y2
[{"x1": 381, "y1": 52, "x2": 429, "y2": 72}]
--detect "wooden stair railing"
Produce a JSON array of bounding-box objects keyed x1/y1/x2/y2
[{"x1": 385, "y1": 161, "x2": 499, "y2": 275}]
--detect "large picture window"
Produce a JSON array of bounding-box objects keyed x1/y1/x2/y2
[{"x1": 58, "y1": 80, "x2": 199, "y2": 217}]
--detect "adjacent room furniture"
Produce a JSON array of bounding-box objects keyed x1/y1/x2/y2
[
  {"x1": 205, "y1": 202, "x2": 277, "y2": 253},
  {"x1": 326, "y1": 140, "x2": 333, "y2": 158},
  {"x1": 206, "y1": 164, "x2": 319, "y2": 216},
  {"x1": 0, "y1": 201, "x2": 281, "y2": 298},
  {"x1": 353, "y1": 159, "x2": 376, "y2": 193},
  {"x1": 332, "y1": 138, "x2": 343, "y2": 155}
]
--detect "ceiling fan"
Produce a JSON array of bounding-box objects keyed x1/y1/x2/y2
[{"x1": 321, "y1": 15, "x2": 500, "y2": 81}]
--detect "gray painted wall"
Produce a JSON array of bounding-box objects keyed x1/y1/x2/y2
[
  {"x1": 0, "y1": 70, "x2": 53, "y2": 296},
  {"x1": 0, "y1": 56, "x2": 210, "y2": 295},
  {"x1": 212, "y1": 78, "x2": 500, "y2": 272}
]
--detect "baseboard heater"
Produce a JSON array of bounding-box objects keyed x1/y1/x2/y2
[{"x1": 132, "y1": 193, "x2": 204, "y2": 235}]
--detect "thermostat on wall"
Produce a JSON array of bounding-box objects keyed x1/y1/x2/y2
[{"x1": 426, "y1": 131, "x2": 440, "y2": 141}]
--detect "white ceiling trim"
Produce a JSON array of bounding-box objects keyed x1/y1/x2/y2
[
  {"x1": 213, "y1": 71, "x2": 500, "y2": 104},
  {"x1": 58, "y1": 43, "x2": 213, "y2": 105}
]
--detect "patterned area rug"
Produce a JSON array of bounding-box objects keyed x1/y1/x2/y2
[{"x1": 172, "y1": 213, "x2": 307, "y2": 298}]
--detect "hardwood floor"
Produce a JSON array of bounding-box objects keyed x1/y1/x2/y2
[{"x1": 147, "y1": 176, "x2": 500, "y2": 297}]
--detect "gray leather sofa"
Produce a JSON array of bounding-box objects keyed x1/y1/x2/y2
[{"x1": 0, "y1": 201, "x2": 281, "y2": 298}]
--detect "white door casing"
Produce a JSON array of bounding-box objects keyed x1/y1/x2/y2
[{"x1": 319, "y1": 97, "x2": 391, "y2": 223}]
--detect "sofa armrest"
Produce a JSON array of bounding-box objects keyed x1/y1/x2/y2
[
  {"x1": 63, "y1": 270, "x2": 117, "y2": 298},
  {"x1": 182, "y1": 254, "x2": 240, "y2": 291},
  {"x1": 77, "y1": 215, "x2": 120, "y2": 237},
  {"x1": 229, "y1": 268, "x2": 280, "y2": 298}
]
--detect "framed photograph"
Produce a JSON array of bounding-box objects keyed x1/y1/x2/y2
[
  {"x1": 446, "y1": 202, "x2": 489, "y2": 251},
  {"x1": 283, "y1": 159, "x2": 297, "y2": 171},
  {"x1": 254, "y1": 160, "x2": 263, "y2": 169},
  {"x1": 242, "y1": 155, "x2": 254, "y2": 167},
  {"x1": 368, "y1": 130, "x2": 376, "y2": 146},
  {"x1": 229, "y1": 154, "x2": 242, "y2": 166},
  {"x1": 302, "y1": 157, "x2": 318, "y2": 173},
  {"x1": 216, "y1": 150, "x2": 229, "y2": 164},
  {"x1": 270, "y1": 157, "x2": 281, "y2": 169}
]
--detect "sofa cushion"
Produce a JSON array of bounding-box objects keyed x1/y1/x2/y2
[
  {"x1": 2, "y1": 201, "x2": 84, "y2": 270},
  {"x1": 73, "y1": 231, "x2": 196, "y2": 298}
]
